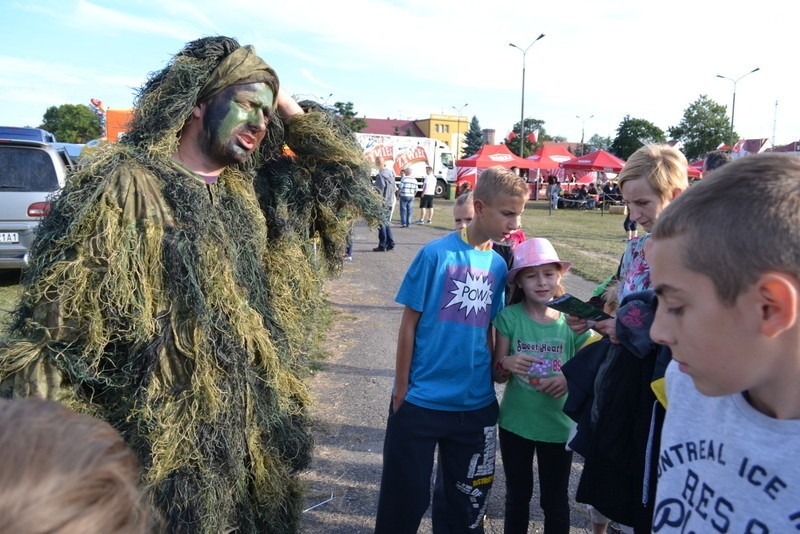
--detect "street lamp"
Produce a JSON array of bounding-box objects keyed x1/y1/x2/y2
[
  {"x1": 509, "y1": 33, "x2": 545, "y2": 158},
  {"x1": 716, "y1": 67, "x2": 760, "y2": 147},
  {"x1": 451, "y1": 103, "x2": 468, "y2": 158},
  {"x1": 576, "y1": 114, "x2": 594, "y2": 156}
]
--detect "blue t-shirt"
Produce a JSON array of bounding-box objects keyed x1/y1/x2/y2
[{"x1": 395, "y1": 232, "x2": 508, "y2": 411}]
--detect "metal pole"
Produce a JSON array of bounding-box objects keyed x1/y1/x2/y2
[
  {"x1": 716, "y1": 68, "x2": 759, "y2": 148},
  {"x1": 451, "y1": 103, "x2": 468, "y2": 158},
  {"x1": 520, "y1": 59, "x2": 526, "y2": 158},
  {"x1": 509, "y1": 33, "x2": 544, "y2": 158},
  {"x1": 576, "y1": 114, "x2": 593, "y2": 156}
]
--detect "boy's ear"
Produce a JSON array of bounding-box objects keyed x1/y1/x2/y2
[
  {"x1": 755, "y1": 273, "x2": 799, "y2": 338},
  {"x1": 472, "y1": 198, "x2": 486, "y2": 217}
]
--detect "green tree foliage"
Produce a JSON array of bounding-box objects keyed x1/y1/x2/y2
[
  {"x1": 332, "y1": 101, "x2": 367, "y2": 132},
  {"x1": 610, "y1": 115, "x2": 666, "y2": 160},
  {"x1": 587, "y1": 134, "x2": 612, "y2": 152},
  {"x1": 463, "y1": 116, "x2": 484, "y2": 158},
  {"x1": 505, "y1": 118, "x2": 551, "y2": 158},
  {"x1": 668, "y1": 95, "x2": 732, "y2": 161},
  {"x1": 39, "y1": 104, "x2": 102, "y2": 143}
]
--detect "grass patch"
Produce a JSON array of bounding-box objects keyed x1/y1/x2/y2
[
  {"x1": 407, "y1": 199, "x2": 628, "y2": 284},
  {"x1": 0, "y1": 271, "x2": 22, "y2": 334}
]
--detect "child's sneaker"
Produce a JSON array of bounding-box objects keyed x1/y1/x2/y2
[
  {"x1": 343, "y1": 256, "x2": 352, "y2": 261},
  {"x1": 425, "y1": 220, "x2": 432, "y2": 224}
]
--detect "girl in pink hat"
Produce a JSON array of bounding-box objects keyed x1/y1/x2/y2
[{"x1": 492, "y1": 238, "x2": 596, "y2": 533}]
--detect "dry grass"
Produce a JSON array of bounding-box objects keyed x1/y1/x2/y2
[{"x1": 0, "y1": 270, "x2": 22, "y2": 333}]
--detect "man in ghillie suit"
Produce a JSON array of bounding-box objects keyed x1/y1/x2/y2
[{"x1": 0, "y1": 36, "x2": 382, "y2": 533}]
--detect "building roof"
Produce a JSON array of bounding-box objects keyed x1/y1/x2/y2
[
  {"x1": 768, "y1": 140, "x2": 800, "y2": 153},
  {"x1": 362, "y1": 118, "x2": 425, "y2": 137}
]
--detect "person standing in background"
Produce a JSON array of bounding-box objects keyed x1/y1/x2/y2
[
  {"x1": 374, "y1": 156, "x2": 396, "y2": 251},
  {"x1": 398, "y1": 167, "x2": 417, "y2": 228},
  {"x1": 417, "y1": 165, "x2": 436, "y2": 223}
]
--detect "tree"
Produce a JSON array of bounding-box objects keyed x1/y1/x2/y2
[
  {"x1": 332, "y1": 101, "x2": 367, "y2": 133},
  {"x1": 610, "y1": 115, "x2": 666, "y2": 160},
  {"x1": 39, "y1": 104, "x2": 103, "y2": 143},
  {"x1": 463, "y1": 116, "x2": 484, "y2": 157},
  {"x1": 504, "y1": 117, "x2": 551, "y2": 158},
  {"x1": 586, "y1": 134, "x2": 612, "y2": 152},
  {"x1": 668, "y1": 95, "x2": 732, "y2": 161}
]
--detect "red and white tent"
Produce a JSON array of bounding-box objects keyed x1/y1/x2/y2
[
  {"x1": 525, "y1": 144, "x2": 575, "y2": 180},
  {"x1": 454, "y1": 144, "x2": 537, "y2": 189},
  {"x1": 560, "y1": 149, "x2": 626, "y2": 173}
]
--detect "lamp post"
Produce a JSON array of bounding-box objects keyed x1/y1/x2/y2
[
  {"x1": 716, "y1": 67, "x2": 760, "y2": 148},
  {"x1": 451, "y1": 103, "x2": 469, "y2": 158},
  {"x1": 576, "y1": 114, "x2": 594, "y2": 156},
  {"x1": 509, "y1": 33, "x2": 545, "y2": 158}
]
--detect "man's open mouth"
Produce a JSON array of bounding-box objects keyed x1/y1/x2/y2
[{"x1": 238, "y1": 133, "x2": 257, "y2": 150}]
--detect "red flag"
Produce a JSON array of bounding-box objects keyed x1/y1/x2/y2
[
  {"x1": 527, "y1": 131, "x2": 538, "y2": 143},
  {"x1": 716, "y1": 142, "x2": 727, "y2": 150},
  {"x1": 506, "y1": 131, "x2": 518, "y2": 143}
]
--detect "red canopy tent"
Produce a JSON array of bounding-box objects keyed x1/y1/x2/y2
[
  {"x1": 455, "y1": 144, "x2": 537, "y2": 189},
  {"x1": 560, "y1": 149, "x2": 626, "y2": 173},
  {"x1": 523, "y1": 144, "x2": 577, "y2": 198},
  {"x1": 688, "y1": 159, "x2": 704, "y2": 178},
  {"x1": 526, "y1": 144, "x2": 575, "y2": 172}
]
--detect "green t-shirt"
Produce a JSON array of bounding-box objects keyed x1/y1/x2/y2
[{"x1": 493, "y1": 303, "x2": 591, "y2": 442}]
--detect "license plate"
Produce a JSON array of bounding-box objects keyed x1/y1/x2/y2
[{"x1": 0, "y1": 233, "x2": 20, "y2": 244}]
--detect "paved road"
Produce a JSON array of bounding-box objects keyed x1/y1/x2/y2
[{"x1": 299, "y1": 220, "x2": 597, "y2": 533}]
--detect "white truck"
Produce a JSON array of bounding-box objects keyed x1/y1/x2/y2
[{"x1": 354, "y1": 132, "x2": 455, "y2": 197}]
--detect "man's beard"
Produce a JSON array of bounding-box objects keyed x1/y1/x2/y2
[{"x1": 201, "y1": 96, "x2": 262, "y2": 167}]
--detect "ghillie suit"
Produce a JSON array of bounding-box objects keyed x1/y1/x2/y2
[{"x1": 0, "y1": 36, "x2": 382, "y2": 533}]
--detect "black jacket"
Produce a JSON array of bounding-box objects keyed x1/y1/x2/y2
[{"x1": 562, "y1": 290, "x2": 670, "y2": 532}]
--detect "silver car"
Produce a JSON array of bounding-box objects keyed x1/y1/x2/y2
[{"x1": 0, "y1": 138, "x2": 68, "y2": 270}]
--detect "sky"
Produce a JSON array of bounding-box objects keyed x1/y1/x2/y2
[{"x1": 1, "y1": 0, "x2": 798, "y2": 148}]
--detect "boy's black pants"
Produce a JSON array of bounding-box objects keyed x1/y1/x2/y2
[{"x1": 375, "y1": 399, "x2": 499, "y2": 534}]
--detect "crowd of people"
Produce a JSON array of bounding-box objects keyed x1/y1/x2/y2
[
  {"x1": 376, "y1": 145, "x2": 799, "y2": 534},
  {"x1": 0, "y1": 34, "x2": 797, "y2": 534}
]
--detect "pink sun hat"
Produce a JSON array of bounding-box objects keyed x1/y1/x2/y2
[{"x1": 506, "y1": 238, "x2": 572, "y2": 285}]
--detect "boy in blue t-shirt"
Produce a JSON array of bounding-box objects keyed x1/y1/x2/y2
[{"x1": 375, "y1": 167, "x2": 529, "y2": 533}]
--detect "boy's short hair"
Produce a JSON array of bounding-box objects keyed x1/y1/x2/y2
[
  {"x1": 0, "y1": 398, "x2": 156, "y2": 533},
  {"x1": 473, "y1": 166, "x2": 528, "y2": 204},
  {"x1": 653, "y1": 153, "x2": 800, "y2": 305},
  {"x1": 425, "y1": 166, "x2": 433, "y2": 172},
  {"x1": 618, "y1": 144, "x2": 688, "y2": 201},
  {"x1": 454, "y1": 191, "x2": 473, "y2": 207}
]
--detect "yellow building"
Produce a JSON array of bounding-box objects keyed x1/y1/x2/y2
[{"x1": 416, "y1": 114, "x2": 470, "y2": 158}]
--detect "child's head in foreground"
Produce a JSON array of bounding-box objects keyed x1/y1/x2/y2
[
  {"x1": 647, "y1": 153, "x2": 800, "y2": 402},
  {"x1": 471, "y1": 166, "x2": 529, "y2": 242},
  {"x1": 453, "y1": 191, "x2": 474, "y2": 230},
  {"x1": 0, "y1": 398, "x2": 156, "y2": 533}
]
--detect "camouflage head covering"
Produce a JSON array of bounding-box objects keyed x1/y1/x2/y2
[
  {"x1": 197, "y1": 45, "x2": 278, "y2": 104},
  {"x1": 123, "y1": 36, "x2": 280, "y2": 156}
]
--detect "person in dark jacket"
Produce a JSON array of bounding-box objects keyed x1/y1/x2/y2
[{"x1": 373, "y1": 156, "x2": 396, "y2": 251}]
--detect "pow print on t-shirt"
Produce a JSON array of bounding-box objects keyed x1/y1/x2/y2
[{"x1": 438, "y1": 264, "x2": 496, "y2": 327}]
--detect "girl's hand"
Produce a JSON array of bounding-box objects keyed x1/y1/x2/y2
[
  {"x1": 504, "y1": 354, "x2": 541, "y2": 377},
  {"x1": 566, "y1": 314, "x2": 590, "y2": 334},
  {"x1": 538, "y1": 374, "x2": 568, "y2": 398}
]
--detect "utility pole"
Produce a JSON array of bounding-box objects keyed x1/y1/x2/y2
[{"x1": 509, "y1": 33, "x2": 545, "y2": 158}]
